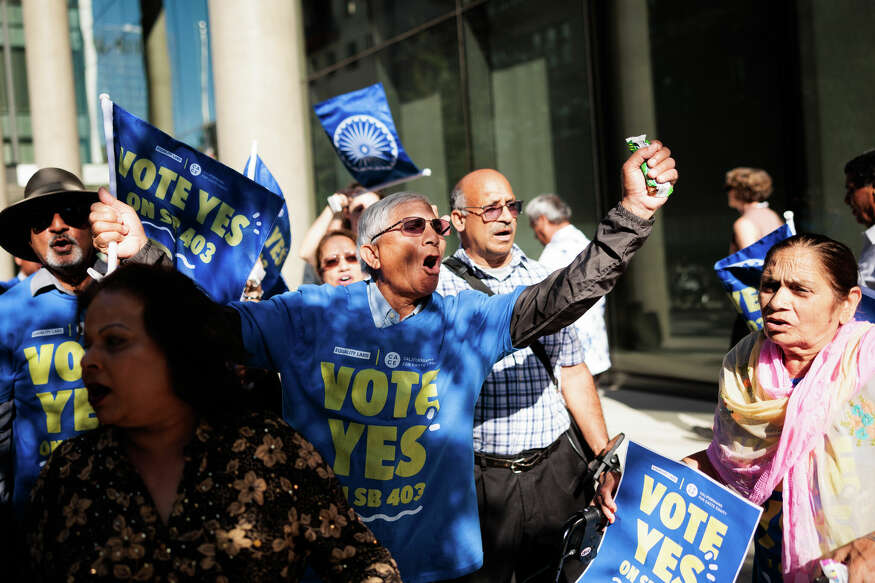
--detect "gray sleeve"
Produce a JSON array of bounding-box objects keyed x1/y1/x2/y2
[{"x1": 510, "y1": 203, "x2": 653, "y2": 348}]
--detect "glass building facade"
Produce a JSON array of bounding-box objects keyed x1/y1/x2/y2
[{"x1": 301, "y1": 0, "x2": 875, "y2": 382}]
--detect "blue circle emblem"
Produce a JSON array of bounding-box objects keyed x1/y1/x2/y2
[{"x1": 333, "y1": 115, "x2": 398, "y2": 172}]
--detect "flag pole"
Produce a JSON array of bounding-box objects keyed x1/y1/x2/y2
[
  {"x1": 366, "y1": 168, "x2": 431, "y2": 193},
  {"x1": 783, "y1": 210, "x2": 795, "y2": 235},
  {"x1": 246, "y1": 140, "x2": 258, "y2": 180},
  {"x1": 98, "y1": 93, "x2": 118, "y2": 275}
]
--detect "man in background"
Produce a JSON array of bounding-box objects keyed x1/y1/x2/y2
[
  {"x1": 526, "y1": 193, "x2": 612, "y2": 377},
  {"x1": 843, "y1": 150, "x2": 875, "y2": 289}
]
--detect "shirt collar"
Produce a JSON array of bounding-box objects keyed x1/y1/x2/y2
[
  {"x1": 30, "y1": 267, "x2": 74, "y2": 297},
  {"x1": 453, "y1": 244, "x2": 527, "y2": 281},
  {"x1": 864, "y1": 224, "x2": 875, "y2": 245},
  {"x1": 366, "y1": 279, "x2": 427, "y2": 328}
]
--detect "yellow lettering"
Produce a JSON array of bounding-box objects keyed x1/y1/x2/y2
[
  {"x1": 224, "y1": 214, "x2": 250, "y2": 246},
  {"x1": 35, "y1": 390, "x2": 73, "y2": 433},
  {"x1": 683, "y1": 503, "x2": 709, "y2": 544},
  {"x1": 396, "y1": 425, "x2": 426, "y2": 477},
  {"x1": 652, "y1": 537, "x2": 683, "y2": 583},
  {"x1": 414, "y1": 369, "x2": 440, "y2": 415},
  {"x1": 321, "y1": 362, "x2": 354, "y2": 410},
  {"x1": 53, "y1": 341, "x2": 84, "y2": 382},
  {"x1": 740, "y1": 286, "x2": 760, "y2": 312},
  {"x1": 364, "y1": 424, "x2": 396, "y2": 480},
  {"x1": 139, "y1": 198, "x2": 155, "y2": 219},
  {"x1": 351, "y1": 369, "x2": 388, "y2": 417},
  {"x1": 366, "y1": 489, "x2": 381, "y2": 507},
  {"x1": 640, "y1": 474, "x2": 667, "y2": 515},
  {"x1": 170, "y1": 176, "x2": 192, "y2": 211},
  {"x1": 73, "y1": 388, "x2": 98, "y2": 431},
  {"x1": 327, "y1": 419, "x2": 364, "y2": 476},
  {"x1": 196, "y1": 189, "x2": 221, "y2": 224},
  {"x1": 699, "y1": 516, "x2": 728, "y2": 559},
  {"x1": 210, "y1": 202, "x2": 235, "y2": 237},
  {"x1": 353, "y1": 488, "x2": 367, "y2": 506},
  {"x1": 391, "y1": 371, "x2": 418, "y2": 417},
  {"x1": 117, "y1": 147, "x2": 137, "y2": 178},
  {"x1": 265, "y1": 225, "x2": 283, "y2": 247},
  {"x1": 659, "y1": 492, "x2": 685, "y2": 530},
  {"x1": 160, "y1": 207, "x2": 174, "y2": 225},
  {"x1": 634, "y1": 518, "x2": 664, "y2": 564},
  {"x1": 677, "y1": 555, "x2": 705, "y2": 583},
  {"x1": 154, "y1": 166, "x2": 178, "y2": 200},
  {"x1": 269, "y1": 238, "x2": 287, "y2": 265},
  {"x1": 24, "y1": 344, "x2": 54, "y2": 385},
  {"x1": 132, "y1": 158, "x2": 157, "y2": 190}
]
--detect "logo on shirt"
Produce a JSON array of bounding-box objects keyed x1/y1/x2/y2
[
  {"x1": 31, "y1": 328, "x2": 65, "y2": 338},
  {"x1": 384, "y1": 351, "x2": 401, "y2": 368},
  {"x1": 333, "y1": 346, "x2": 371, "y2": 360}
]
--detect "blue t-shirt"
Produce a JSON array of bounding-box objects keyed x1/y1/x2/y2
[
  {"x1": 234, "y1": 281, "x2": 523, "y2": 582},
  {"x1": 0, "y1": 274, "x2": 97, "y2": 517}
]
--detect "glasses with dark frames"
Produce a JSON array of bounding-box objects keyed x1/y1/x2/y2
[
  {"x1": 29, "y1": 205, "x2": 91, "y2": 233},
  {"x1": 370, "y1": 217, "x2": 452, "y2": 242},
  {"x1": 320, "y1": 252, "x2": 358, "y2": 270},
  {"x1": 461, "y1": 200, "x2": 523, "y2": 222}
]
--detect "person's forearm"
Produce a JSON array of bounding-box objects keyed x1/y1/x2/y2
[
  {"x1": 561, "y1": 363, "x2": 609, "y2": 455},
  {"x1": 510, "y1": 203, "x2": 653, "y2": 347},
  {"x1": 299, "y1": 205, "x2": 338, "y2": 265}
]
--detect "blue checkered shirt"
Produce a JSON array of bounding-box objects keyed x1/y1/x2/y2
[{"x1": 436, "y1": 245, "x2": 584, "y2": 454}]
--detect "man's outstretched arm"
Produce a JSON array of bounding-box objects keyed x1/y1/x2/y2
[{"x1": 510, "y1": 140, "x2": 677, "y2": 347}]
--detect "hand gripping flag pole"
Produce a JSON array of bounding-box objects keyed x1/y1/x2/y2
[{"x1": 87, "y1": 93, "x2": 119, "y2": 281}]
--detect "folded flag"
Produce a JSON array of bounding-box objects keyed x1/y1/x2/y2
[
  {"x1": 104, "y1": 100, "x2": 283, "y2": 304},
  {"x1": 314, "y1": 82, "x2": 426, "y2": 189},
  {"x1": 714, "y1": 223, "x2": 795, "y2": 332},
  {"x1": 243, "y1": 146, "x2": 290, "y2": 298}
]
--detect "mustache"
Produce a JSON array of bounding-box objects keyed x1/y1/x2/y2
[{"x1": 49, "y1": 234, "x2": 79, "y2": 248}]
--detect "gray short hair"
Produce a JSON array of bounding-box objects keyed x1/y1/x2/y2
[
  {"x1": 524, "y1": 194, "x2": 571, "y2": 224},
  {"x1": 449, "y1": 183, "x2": 466, "y2": 211},
  {"x1": 356, "y1": 191, "x2": 434, "y2": 277}
]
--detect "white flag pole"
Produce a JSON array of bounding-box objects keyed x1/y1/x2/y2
[
  {"x1": 246, "y1": 140, "x2": 258, "y2": 180},
  {"x1": 366, "y1": 168, "x2": 432, "y2": 193},
  {"x1": 242, "y1": 139, "x2": 265, "y2": 298},
  {"x1": 87, "y1": 94, "x2": 118, "y2": 281},
  {"x1": 783, "y1": 210, "x2": 796, "y2": 235}
]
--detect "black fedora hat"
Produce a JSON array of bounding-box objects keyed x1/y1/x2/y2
[{"x1": 0, "y1": 167, "x2": 99, "y2": 262}]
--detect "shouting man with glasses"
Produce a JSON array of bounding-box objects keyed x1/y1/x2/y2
[
  {"x1": 0, "y1": 168, "x2": 165, "y2": 566},
  {"x1": 91, "y1": 142, "x2": 677, "y2": 582},
  {"x1": 437, "y1": 171, "x2": 613, "y2": 583}
]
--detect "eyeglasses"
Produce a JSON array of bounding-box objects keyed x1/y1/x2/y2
[
  {"x1": 29, "y1": 205, "x2": 91, "y2": 233},
  {"x1": 320, "y1": 252, "x2": 358, "y2": 270},
  {"x1": 461, "y1": 200, "x2": 523, "y2": 222},
  {"x1": 370, "y1": 217, "x2": 451, "y2": 242}
]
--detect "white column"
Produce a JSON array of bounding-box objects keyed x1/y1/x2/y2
[
  {"x1": 208, "y1": 0, "x2": 314, "y2": 285},
  {"x1": 21, "y1": 0, "x2": 81, "y2": 173}
]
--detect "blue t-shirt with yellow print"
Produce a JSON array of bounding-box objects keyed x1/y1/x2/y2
[
  {"x1": 0, "y1": 272, "x2": 97, "y2": 517},
  {"x1": 234, "y1": 280, "x2": 523, "y2": 583}
]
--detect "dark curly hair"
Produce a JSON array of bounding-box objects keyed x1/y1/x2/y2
[
  {"x1": 78, "y1": 263, "x2": 249, "y2": 420},
  {"x1": 844, "y1": 149, "x2": 875, "y2": 189}
]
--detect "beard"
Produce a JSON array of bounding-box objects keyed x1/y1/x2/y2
[{"x1": 42, "y1": 234, "x2": 89, "y2": 275}]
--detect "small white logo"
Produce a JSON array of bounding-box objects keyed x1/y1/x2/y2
[
  {"x1": 189, "y1": 163, "x2": 202, "y2": 176},
  {"x1": 685, "y1": 483, "x2": 699, "y2": 498},
  {"x1": 333, "y1": 346, "x2": 371, "y2": 360},
  {"x1": 384, "y1": 352, "x2": 401, "y2": 368}
]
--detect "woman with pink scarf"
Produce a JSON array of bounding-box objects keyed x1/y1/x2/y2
[{"x1": 685, "y1": 234, "x2": 875, "y2": 582}]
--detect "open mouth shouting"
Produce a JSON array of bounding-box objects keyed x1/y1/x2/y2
[
  {"x1": 85, "y1": 382, "x2": 111, "y2": 407},
  {"x1": 423, "y1": 253, "x2": 441, "y2": 275},
  {"x1": 50, "y1": 235, "x2": 76, "y2": 255}
]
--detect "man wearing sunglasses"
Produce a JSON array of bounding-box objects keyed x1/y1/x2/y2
[
  {"x1": 0, "y1": 168, "x2": 165, "y2": 568},
  {"x1": 437, "y1": 170, "x2": 609, "y2": 583},
  {"x1": 91, "y1": 140, "x2": 678, "y2": 583}
]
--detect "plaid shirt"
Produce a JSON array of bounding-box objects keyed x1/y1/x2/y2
[{"x1": 436, "y1": 245, "x2": 584, "y2": 454}]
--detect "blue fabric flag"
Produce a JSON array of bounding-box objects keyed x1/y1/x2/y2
[
  {"x1": 856, "y1": 286, "x2": 875, "y2": 323},
  {"x1": 714, "y1": 223, "x2": 795, "y2": 332},
  {"x1": 242, "y1": 153, "x2": 290, "y2": 298},
  {"x1": 314, "y1": 83, "x2": 422, "y2": 188},
  {"x1": 579, "y1": 442, "x2": 761, "y2": 583},
  {"x1": 108, "y1": 102, "x2": 284, "y2": 303}
]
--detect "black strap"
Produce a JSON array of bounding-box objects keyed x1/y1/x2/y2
[{"x1": 443, "y1": 256, "x2": 558, "y2": 385}]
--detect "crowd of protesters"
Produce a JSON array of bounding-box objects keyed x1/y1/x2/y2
[{"x1": 0, "y1": 134, "x2": 874, "y2": 583}]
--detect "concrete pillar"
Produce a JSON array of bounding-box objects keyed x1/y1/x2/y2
[
  {"x1": 0, "y1": 124, "x2": 13, "y2": 279},
  {"x1": 141, "y1": 0, "x2": 174, "y2": 135},
  {"x1": 21, "y1": 0, "x2": 80, "y2": 173},
  {"x1": 208, "y1": 0, "x2": 314, "y2": 285},
  {"x1": 608, "y1": 0, "x2": 671, "y2": 346}
]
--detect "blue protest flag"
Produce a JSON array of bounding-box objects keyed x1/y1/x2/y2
[
  {"x1": 714, "y1": 223, "x2": 795, "y2": 332},
  {"x1": 580, "y1": 442, "x2": 761, "y2": 583},
  {"x1": 856, "y1": 286, "x2": 875, "y2": 323},
  {"x1": 107, "y1": 101, "x2": 284, "y2": 304},
  {"x1": 243, "y1": 150, "x2": 290, "y2": 298},
  {"x1": 314, "y1": 83, "x2": 425, "y2": 189}
]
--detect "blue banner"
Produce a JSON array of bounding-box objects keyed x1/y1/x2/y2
[
  {"x1": 857, "y1": 286, "x2": 875, "y2": 323},
  {"x1": 242, "y1": 152, "x2": 290, "y2": 298},
  {"x1": 714, "y1": 224, "x2": 794, "y2": 332},
  {"x1": 580, "y1": 442, "x2": 761, "y2": 583},
  {"x1": 314, "y1": 83, "x2": 422, "y2": 188},
  {"x1": 110, "y1": 102, "x2": 283, "y2": 303}
]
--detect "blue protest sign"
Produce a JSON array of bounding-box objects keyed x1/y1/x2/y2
[
  {"x1": 856, "y1": 286, "x2": 875, "y2": 323},
  {"x1": 314, "y1": 83, "x2": 424, "y2": 189},
  {"x1": 580, "y1": 442, "x2": 761, "y2": 583},
  {"x1": 108, "y1": 101, "x2": 283, "y2": 303},
  {"x1": 242, "y1": 151, "x2": 290, "y2": 298},
  {"x1": 714, "y1": 223, "x2": 795, "y2": 332}
]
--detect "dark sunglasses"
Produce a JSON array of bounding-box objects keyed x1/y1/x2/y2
[
  {"x1": 29, "y1": 205, "x2": 91, "y2": 233},
  {"x1": 320, "y1": 252, "x2": 358, "y2": 270},
  {"x1": 371, "y1": 217, "x2": 452, "y2": 242},
  {"x1": 462, "y1": 200, "x2": 523, "y2": 222}
]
